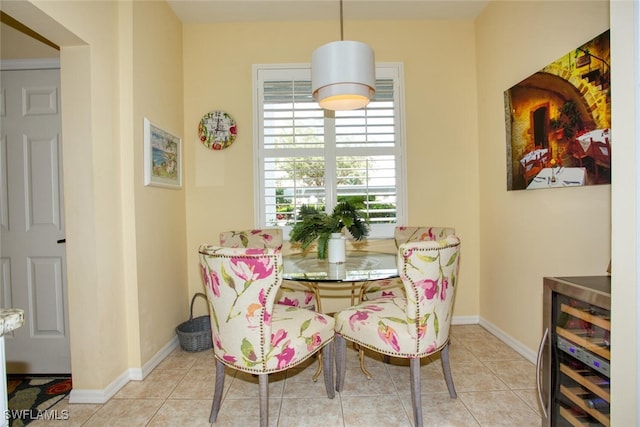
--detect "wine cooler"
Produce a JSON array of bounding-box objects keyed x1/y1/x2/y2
[{"x1": 539, "y1": 276, "x2": 611, "y2": 426}]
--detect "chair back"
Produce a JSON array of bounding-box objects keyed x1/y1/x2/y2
[
  {"x1": 398, "y1": 235, "x2": 461, "y2": 353},
  {"x1": 198, "y1": 245, "x2": 282, "y2": 372},
  {"x1": 592, "y1": 139, "x2": 611, "y2": 167},
  {"x1": 394, "y1": 226, "x2": 455, "y2": 248},
  {"x1": 359, "y1": 226, "x2": 456, "y2": 301},
  {"x1": 220, "y1": 228, "x2": 316, "y2": 309},
  {"x1": 219, "y1": 228, "x2": 283, "y2": 250},
  {"x1": 539, "y1": 149, "x2": 552, "y2": 167},
  {"x1": 522, "y1": 155, "x2": 543, "y2": 185}
]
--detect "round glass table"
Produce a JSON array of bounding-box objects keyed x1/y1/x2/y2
[
  {"x1": 283, "y1": 251, "x2": 399, "y2": 312},
  {"x1": 282, "y1": 251, "x2": 398, "y2": 283}
]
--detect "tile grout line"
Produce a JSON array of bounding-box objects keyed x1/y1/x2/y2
[{"x1": 144, "y1": 364, "x2": 192, "y2": 426}]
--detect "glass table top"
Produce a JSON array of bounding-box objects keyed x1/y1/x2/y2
[{"x1": 282, "y1": 252, "x2": 398, "y2": 282}]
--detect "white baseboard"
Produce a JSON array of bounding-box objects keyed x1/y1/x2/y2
[
  {"x1": 450, "y1": 315, "x2": 537, "y2": 363},
  {"x1": 452, "y1": 315, "x2": 480, "y2": 325},
  {"x1": 69, "y1": 335, "x2": 179, "y2": 404},
  {"x1": 478, "y1": 316, "x2": 537, "y2": 363},
  {"x1": 131, "y1": 335, "x2": 179, "y2": 381},
  {"x1": 68, "y1": 370, "x2": 130, "y2": 404}
]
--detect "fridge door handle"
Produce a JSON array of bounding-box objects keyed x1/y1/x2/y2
[{"x1": 536, "y1": 327, "x2": 549, "y2": 419}]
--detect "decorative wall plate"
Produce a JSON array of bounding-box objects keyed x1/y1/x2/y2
[{"x1": 198, "y1": 111, "x2": 237, "y2": 150}]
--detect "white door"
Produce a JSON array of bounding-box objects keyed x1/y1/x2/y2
[{"x1": 0, "y1": 67, "x2": 70, "y2": 374}]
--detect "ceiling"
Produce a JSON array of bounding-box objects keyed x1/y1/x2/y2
[
  {"x1": 166, "y1": 0, "x2": 489, "y2": 23},
  {"x1": 1, "y1": 0, "x2": 489, "y2": 60}
]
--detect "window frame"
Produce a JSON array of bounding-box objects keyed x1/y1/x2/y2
[{"x1": 252, "y1": 62, "x2": 407, "y2": 240}]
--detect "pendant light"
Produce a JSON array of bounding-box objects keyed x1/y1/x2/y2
[{"x1": 311, "y1": 0, "x2": 375, "y2": 111}]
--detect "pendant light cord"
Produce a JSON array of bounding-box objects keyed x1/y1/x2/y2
[{"x1": 340, "y1": 0, "x2": 344, "y2": 41}]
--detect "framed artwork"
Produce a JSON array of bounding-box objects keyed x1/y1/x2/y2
[
  {"x1": 144, "y1": 118, "x2": 182, "y2": 189},
  {"x1": 504, "y1": 30, "x2": 610, "y2": 191}
]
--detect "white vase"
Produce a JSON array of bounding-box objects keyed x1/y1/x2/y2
[
  {"x1": 328, "y1": 262, "x2": 346, "y2": 280},
  {"x1": 328, "y1": 232, "x2": 346, "y2": 264}
]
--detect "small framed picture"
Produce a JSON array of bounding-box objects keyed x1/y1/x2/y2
[{"x1": 143, "y1": 118, "x2": 182, "y2": 189}]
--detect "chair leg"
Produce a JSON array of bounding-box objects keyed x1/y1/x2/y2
[
  {"x1": 358, "y1": 347, "x2": 372, "y2": 379},
  {"x1": 312, "y1": 351, "x2": 323, "y2": 382},
  {"x1": 209, "y1": 359, "x2": 226, "y2": 423},
  {"x1": 410, "y1": 358, "x2": 423, "y2": 427},
  {"x1": 258, "y1": 373, "x2": 269, "y2": 427},
  {"x1": 335, "y1": 335, "x2": 347, "y2": 392},
  {"x1": 440, "y1": 342, "x2": 457, "y2": 398},
  {"x1": 322, "y1": 340, "x2": 335, "y2": 398}
]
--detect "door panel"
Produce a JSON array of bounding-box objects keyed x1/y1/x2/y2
[
  {"x1": 27, "y1": 135, "x2": 62, "y2": 229},
  {"x1": 30, "y1": 256, "x2": 65, "y2": 336},
  {"x1": 0, "y1": 68, "x2": 69, "y2": 373}
]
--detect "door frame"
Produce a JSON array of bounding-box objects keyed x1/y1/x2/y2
[{"x1": 0, "y1": 58, "x2": 60, "y2": 71}]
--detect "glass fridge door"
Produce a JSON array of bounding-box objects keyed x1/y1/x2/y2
[{"x1": 551, "y1": 291, "x2": 611, "y2": 426}]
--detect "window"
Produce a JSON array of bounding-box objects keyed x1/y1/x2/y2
[{"x1": 253, "y1": 63, "x2": 406, "y2": 239}]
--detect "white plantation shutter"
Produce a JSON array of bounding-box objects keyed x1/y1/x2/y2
[{"x1": 254, "y1": 64, "x2": 406, "y2": 238}]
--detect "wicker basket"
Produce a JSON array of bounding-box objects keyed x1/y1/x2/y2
[{"x1": 175, "y1": 293, "x2": 213, "y2": 352}]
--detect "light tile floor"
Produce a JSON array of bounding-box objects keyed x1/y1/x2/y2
[{"x1": 32, "y1": 324, "x2": 543, "y2": 426}]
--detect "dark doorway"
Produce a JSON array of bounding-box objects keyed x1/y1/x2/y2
[{"x1": 532, "y1": 106, "x2": 549, "y2": 150}]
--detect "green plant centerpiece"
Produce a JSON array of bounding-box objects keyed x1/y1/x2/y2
[{"x1": 289, "y1": 201, "x2": 369, "y2": 259}]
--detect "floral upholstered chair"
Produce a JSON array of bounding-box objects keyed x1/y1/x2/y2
[
  {"x1": 334, "y1": 235, "x2": 461, "y2": 427},
  {"x1": 220, "y1": 229, "x2": 317, "y2": 310},
  {"x1": 360, "y1": 226, "x2": 455, "y2": 302},
  {"x1": 394, "y1": 226, "x2": 456, "y2": 247},
  {"x1": 198, "y1": 245, "x2": 335, "y2": 426},
  {"x1": 219, "y1": 228, "x2": 283, "y2": 250}
]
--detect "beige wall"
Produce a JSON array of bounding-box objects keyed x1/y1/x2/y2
[
  {"x1": 0, "y1": 21, "x2": 58, "y2": 58},
  {"x1": 476, "y1": 1, "x2": 610, "y2": 348},
  {"x1": 183, "y1": 19, "x2": 481, "y2": 321},
  {"x1": 477, "y1": 0, "x2": 637, "y2": 424},
  {"x1": 131, "y1": 0, "x2": 187, "y2": 368},
  {"x1": 0, "y1": 0, "x2": 189, "y2": 395},
  {"x1": 35, "y1": 0, "x2": 130, "y2": 391},
  {"x1": 1, "y1": 1, "x2": 637, "y2": 421}
]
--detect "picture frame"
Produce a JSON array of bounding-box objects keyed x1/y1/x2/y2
[
  {"x1": 143, "y1": 118, "x2": 182, "y2": 189},
  {"x1": 504, "y1": 30, "x2": 610, "y2": 191}
]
